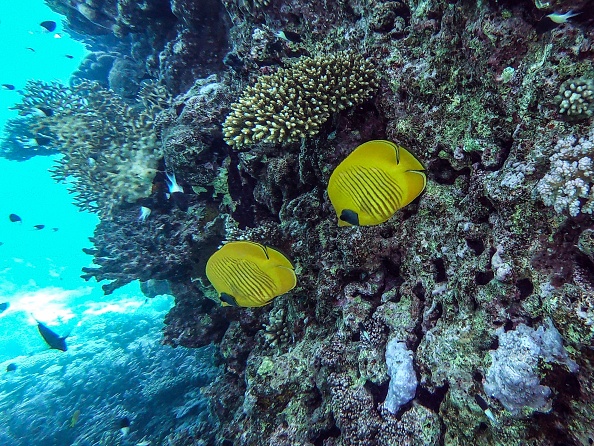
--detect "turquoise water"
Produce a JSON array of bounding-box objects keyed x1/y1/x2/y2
[
  {"x1": 0, "y1": 0, "x2": 155, "y2": 360},
  {"x1": 0, "y1": 4, "x2": 217, "y2": 443}
]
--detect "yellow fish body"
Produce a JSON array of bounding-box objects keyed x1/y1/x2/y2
[
  {"x1": 205, "y1": 241, "x2": 297, "y2": 307},
  {"x1": 327, "y1": 140, "x2": 426, "y2": 226}
]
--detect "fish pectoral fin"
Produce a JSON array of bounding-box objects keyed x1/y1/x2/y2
[{"x1": 273, "y1": 266, "x2": 298, "y2": 292}]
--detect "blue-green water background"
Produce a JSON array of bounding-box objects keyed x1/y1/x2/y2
[
  {"x1": 0, "y1": 0, "x2": 169, "y2": 361},
  {"x1": 0, "y1": 4, "x2": 217, "y2": 444}
]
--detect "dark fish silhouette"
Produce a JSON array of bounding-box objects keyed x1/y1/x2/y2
[
  {"x1": 65, "y1": 54, "x2": 73, "y2": 59},
  {"x1": 36, "y1": 320, "x2": 68, "y2": 351},
  {"x1": 2, "y1": 84, "x2": 15, "y2": 90},
  {"x1": 33, "y1": 224, "x2": 45, "y2": 230},
  {"x1": 40, "y1": 20, "x2": 56, "y2": 32},
  {"x1": 282, "y1": 30, "x2": 302, "y2": 43},
  {"x1": 6, "y1": 363, "x2": 17, "y2": 372},
  {"x1": 119, "y1": 416, "x2": 131, "y2": 435},
  {"x1": 170, "y1": 191, "x2": 188, "y2": 212},
  {"x1": 26, "y1": 47, "x2": 35, "y2": 52},
  {"x1": 52, "y1": 228, "x2": 59, "y2": 232},
  {"x1": 474, "y1": 394, "x2": 498, "y2": 425},
  {"x1": 9, "y1": 213, "x2": 22, "y2": 223},
  {"x1": 0, "y1": 302, "x2": 8, "y2": 313},
  {"x1": 34, "y1": 135, "x2": 51, "y2": 146},
  {"x1": 36, "y1": 106, "x2": 53, "y2": 117}
]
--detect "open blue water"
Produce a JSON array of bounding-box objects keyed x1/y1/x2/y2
[{"x1": 0, "y1": 2, "x2": 217, "y2": 444}]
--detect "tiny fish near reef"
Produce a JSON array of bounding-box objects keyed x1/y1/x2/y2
[
  {"x1": 36, "y1": 320, "x2": 68, "y2": 351},
  {"x1": 205, "y1": 241, "x2": 296, "y2": 307},
  {"x1": 327, "y1": 140, "x2": 426, "y2": 226}
]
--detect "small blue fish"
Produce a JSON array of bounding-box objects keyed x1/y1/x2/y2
[
  {"x1": 547, "y1": 11, "x2": 580, "y2": 24},
  {"x1": 36, "y1": 320, "x2": 68, "y2": 351},
  {"x1": 40, "y1": 20, "x2": 56, "y2": 32}
]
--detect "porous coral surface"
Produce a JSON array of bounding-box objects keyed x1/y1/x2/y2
[{"x1": 17, "y1": 0, "x2": 594, "y2": 445}]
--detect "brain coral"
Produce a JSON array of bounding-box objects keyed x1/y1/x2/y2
[{"x1": 222, "y1": 51, "x2": 378, "y2": 148}]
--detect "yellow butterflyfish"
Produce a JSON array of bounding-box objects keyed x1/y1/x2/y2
[
  {"x1": 205, "y1": 241, "x2": 297, "y2": 307},
  {"x1": 327, "y1": 140, "x2": 426, "y2": 226}
]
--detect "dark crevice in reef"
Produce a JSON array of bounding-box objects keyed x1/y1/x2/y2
[
  {"x1": 227, "y1": 151, "x2": 258, "y2": 228},
  {"x1": 364, "y1": 380, "x2": 389, "y2": 408},
  {"x1": 475, "y1": 270, "x2": 494, "y2": 285},
  {"x1": 482, "y1": 137, "x2": 513, "y2": 172},
  {"x1": 516, "y1": 277, "x2": 534, "y2": 299},
  {"x1": 417, "y1": 382, "x2": 449, "y2": 413},
  {"x1": 465, "y1": 238, "x2": 485, "y2": 255},
  {"x1": 428, "y1": 158, "x2": 469, "y2": 185},
  {"x1": 433, "y1": 258, "x2": 447, "y2": 283},
  {"x1": 471, "y1": 196, "x2": 496, "y2": 224},
  {"x1": 412, "y1": 282, "x2": 426, "y2": 302},
  {"x1": 487, "y1": 334, "x2": 499, "y2": 350},
  {"x1": 312, "y1": 420, "x2": 341, "y2": 445}
]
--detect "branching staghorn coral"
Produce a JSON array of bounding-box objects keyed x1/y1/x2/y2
[
  {"x1": 222, "y1": 51, "x2": 378, "y2": 147},
  {"x1": 11, "y1": 80, "x2": 169, "y2": 215}
]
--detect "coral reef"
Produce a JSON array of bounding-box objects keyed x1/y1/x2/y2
[
  {"x1": 7, "y1": 80, "x2": 168, "y2": 216},
  {"x1": 536, "y1": 126, "x2": 594, "y2": 216},
  {"x1": 17, "y1": 0, "x2": 594, "y2": 444},
  {"x1": 155, "y1": 74, "x2": 236, "y2": 189},
  {"x1": 222, "y1": 52, "x2": 378, "y2": 147},
  {"x1": 556, "y1": 77, "x2": 594, "y2": 121},
  {"x1": 384, "y1": 338, "x2": 418, "y2": 414},
  {"x1": 81, "y1": 208, "x2": 226, "y2": 295},
  {"x1": 484, "y1": 319, "x2": 578, "y2": 416},
  {"x1": 0, "y1": 301, "x2": 219, "y2": 446}
]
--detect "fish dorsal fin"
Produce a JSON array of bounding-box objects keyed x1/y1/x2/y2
[{"x1": 369, "y1": 140, "x2": 426, "y2": 208}]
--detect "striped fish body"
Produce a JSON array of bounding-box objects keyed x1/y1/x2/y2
[
  {"x1": 206, "y1": 241, "x2": 296, "y2": 307},
  {"x1": 327, "y1": 140, "x2": 426, "y2": 226}
]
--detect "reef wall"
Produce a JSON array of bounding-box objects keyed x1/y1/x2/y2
[{"x1": 10, "y1": 0, "x2": 594, "y2": 444}]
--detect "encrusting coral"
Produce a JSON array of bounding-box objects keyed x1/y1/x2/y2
[
  {"x1": 222, "y1": 52, "x2": 378, "y2": 147},
  {"x1": 10, "y1": 80, "x2": 169, "y2": 216}
]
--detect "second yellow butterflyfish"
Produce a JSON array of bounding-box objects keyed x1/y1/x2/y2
[
  {"x1": 327, "y1": 140, "x2": 426, "y2": 226},
  {"x1": 205, "y1": 241, "x2": 297, "y2": 307}
]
